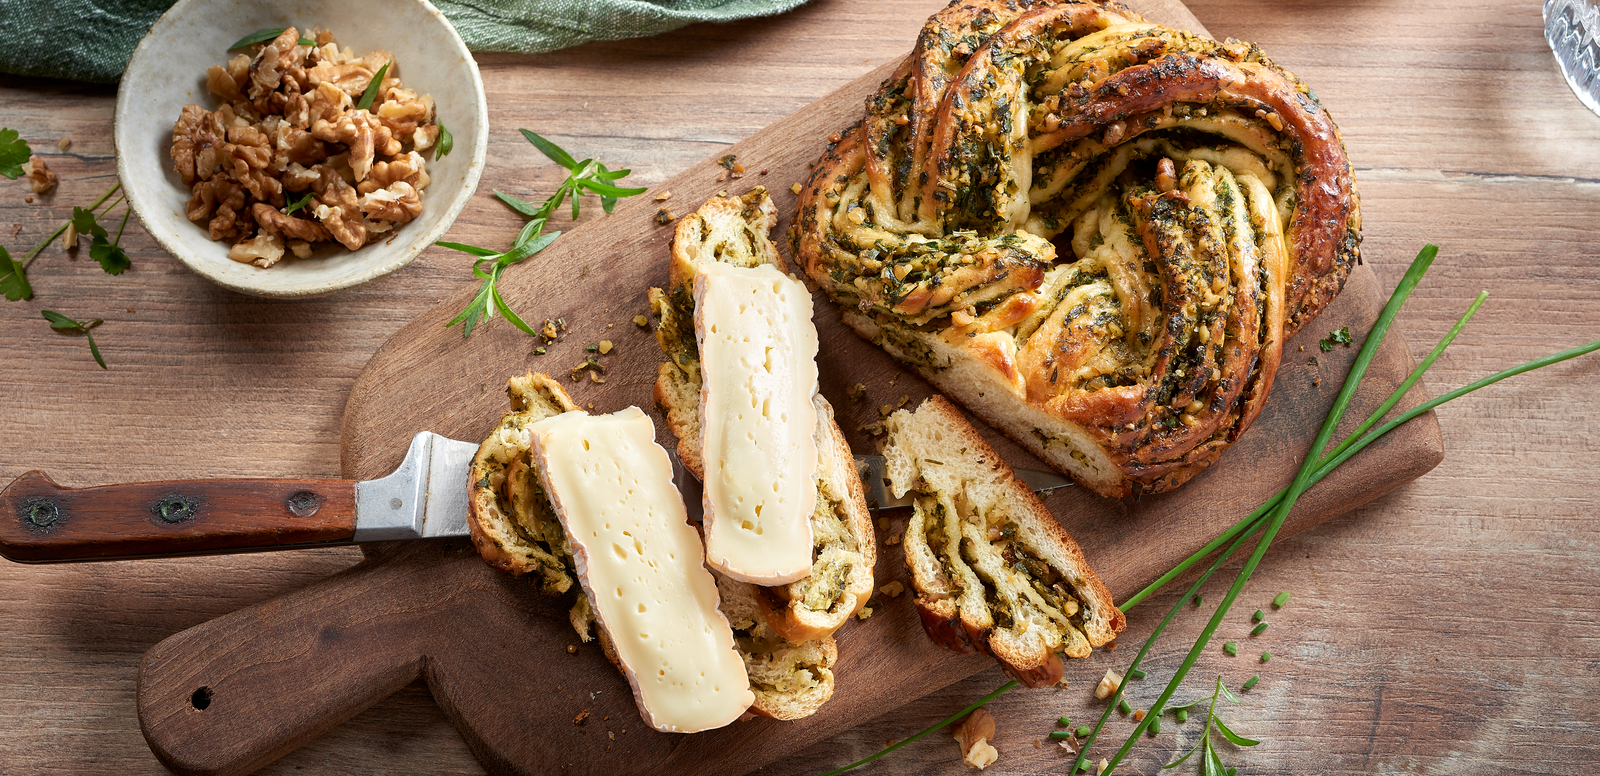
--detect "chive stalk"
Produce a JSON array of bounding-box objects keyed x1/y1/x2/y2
[
  {"x1": 1049, "y1": 730, "x2": 1073, "y2": 740},
  {"x1": 1251, "y1": 622, "x2": 1269, "y2": 636},
  {"x1": 1272, "y1": 592, "x2": 1291, "y2": 608},
  {"x1": 1243, "y1": 675, "x2": 1260, "y2": 691}
]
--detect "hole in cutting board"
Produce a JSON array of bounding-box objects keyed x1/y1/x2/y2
[{"x1": 190, "y1": 686, "x2": 213, "y2": 711}]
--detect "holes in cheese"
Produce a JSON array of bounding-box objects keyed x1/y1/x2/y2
[
  {"x1": 692, "y1": 262, "x2": 820, "y2": 585},
  {"x1": 530, "y1": 407, "x2": 754, "y2": 733}
]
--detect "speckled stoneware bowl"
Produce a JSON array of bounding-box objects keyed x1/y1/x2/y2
[{"x1": 115, "y1": 0, "x2": 487, "y2": 298}]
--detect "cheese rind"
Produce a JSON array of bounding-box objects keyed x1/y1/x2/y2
[
  {"x1": 693, "y1": 262, "x2": 820, "y2": 585},
  {"x1": 530, "y1": 408, "x2": 754, "y2": 733}
]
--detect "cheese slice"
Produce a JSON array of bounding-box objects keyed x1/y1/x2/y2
[
  {"x1": 530, "y1": 408, "x2": 754, "y2": 733},
  {"x1": 693, "y1": 262, "x2": 820, "y2": 585}
]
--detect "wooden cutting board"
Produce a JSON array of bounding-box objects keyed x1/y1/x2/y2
[{"x1": 136, "y1": 3, "x2": 1444, "y2": 775}]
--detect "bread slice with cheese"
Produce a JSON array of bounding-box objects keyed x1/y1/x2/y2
[
  {"x1": 650, "y1": 187, "x2": 876, "y2": 642},
  {"x1": 468, "y1": 373, "x2": 840, "y2": 721},
  {"x1": 883, "y1": 396, "x2": 1125, "y2": 687}
]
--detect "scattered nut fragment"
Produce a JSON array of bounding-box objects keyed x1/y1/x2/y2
[
  {"x1": 1095, "y1": 669, "x2": 1123, "y2": 700},
  {"x1": 954, "y1": 708, "x2": 999, "y2": 769},
  {"x1": 654, "y1": 190, "x2": 672, "y2": 201},
  {"x1": 1096, "y1": 758, "x2": 1109, "y2": 775},
  {"x1": 878, "y1": 581, "x2": 905, "y2": 598},
  {"x1": 633, "y1": 314, "x2": 649, "y2": 328},
  {"x1": 573, "y1": 710, "x2": 589, "y2": 725},
  {"x1": 1132, "y1": 709, "x2": 1146, "y2": 721},
  {"x1": 846, "y1": 383, "x2": 867, "y2": 401},
  {"x1": 598, "y1": 340, "x2": 613, "y2": 355},
  {"x1": 58, "y1": 136, "x2": 71, "y2": 151},
  {"x1": 656, "y1": 208, "x2": 676, "y2": 224},
  {"x1": 24, "y1": 156, "x2": 56, "y2": 195},
  {"x1": 62, "y1": 223, "x2": 78, "y2": 251},
  {"x1": 789, "y1": 182, "x2": 803, "y2": 195}
]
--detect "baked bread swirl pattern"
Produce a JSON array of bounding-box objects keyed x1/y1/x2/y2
[
  {"x1": 651, "y1": 188, "x2": 877, "y2": 643},
  {"x1": 885, "y1": 396, "x2": 1124, "y2": 687},
  {"x1": 793, "y1": 0, "x2": 1361, "y2": 497},
  {"x1": 467, "y1": 373, "x2": 838, "y2": 720}
]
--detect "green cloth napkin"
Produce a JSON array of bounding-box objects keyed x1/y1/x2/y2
[{"x1": 0, "y1": 0, "x2": 808, "y2": 83}]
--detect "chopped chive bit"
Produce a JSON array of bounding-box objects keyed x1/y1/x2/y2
[
  {"x1": 1261, "y1": 651, "x2": 1272, "y2": 663},
  {"x1": 1058, "y1": 716, "x2": 1072, "y2": 727},
  {"x1": 1193, "y1": 594, "x2": 1203, "y2": 606},
  {"x1": 1049, "y1": 730, "x2": 1073, "y2": 740},
  {"x1": 1273, "y1": 591, "x2": 1292, "y2": 608},
  {"x1": 1175, "y1": 709, "x2": 1189, "y2": 723},
  {"x1": 1075, "y1": 726, "x2": 1092, "y2": 738},
  {"x1": 1117, "y1": 697, "x2": 1132, "y2": 715},
  {"x1": 1128, "y1": 668, "x2": 1147, "y2": 680},
  {"x1": 1223, "y1": 641, "x2": 1239, "y2": 656},
  {"x1": 1149, "y1": 715, "x2": 1162, "y2": 735},
  {"x1": 1243, "y1": 674, "x2": 1260, "y2": 691},
  {"x1": 1251, "y1": 622, "x2": 1270, "y2": 636},
  {"x1": 1252, "y1": 609, "x2": 1265, "y2": 623}
]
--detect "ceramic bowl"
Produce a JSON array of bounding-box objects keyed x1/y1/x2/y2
[{"x1": 115, "y1": 0, "x2": 487, "y2": 298}]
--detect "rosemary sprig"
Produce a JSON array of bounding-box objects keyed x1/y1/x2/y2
[{"x1": 437, "y1": 130, "x2": 645, "y2": 338}]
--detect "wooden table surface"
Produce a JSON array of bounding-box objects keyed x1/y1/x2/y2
[{"x1": 2, "y1": 1, "x2": 1596, "y2": 773}]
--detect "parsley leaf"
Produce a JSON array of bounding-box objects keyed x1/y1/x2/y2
[
  {"x1": 1319, "y1": 326, "x2": 1353, "y2": 352},
  {"x1": 0, "y1": 128, "x2": 31, "y2": 180},
  {"x1": 72, "y1": 206, "x2": 107, "y2": 240},
  {"x1": 356, "y1": 62, "x2": 390, "y2": 112},
  {"x1": 0, "y1": 245, "x2": 32, "y2": 301},
  {"x1": 435, "y1": 119, "x2": 453, "y2": 160},
  {"x1": 284, "y1": 190, "x2": 316, "y2": 216},
  {"x1": 73, "y1": 206, "x2": 132, "y2": 275},
  {"x1": 41, "y1": 310, "x2": 107, "y2": 369},
  {"x1": 437, "y1": 131, "x2": 647, "y2": 338}
]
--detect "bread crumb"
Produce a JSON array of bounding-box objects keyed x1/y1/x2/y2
[
  {"x1": 656, "y1": 208, "x2": 676, "y2": 224},
  {"x1": 1132, "y1": 709, "x2": 1145, "y2": 721},
  {"x1": 1105, "y1": 641, "x2": 1119, "y2": 651},
  {"x1": 790, "y1": 183, "x2": 803, "y2": 195},
  {"x1": 884, "y1": 532, "x2": 901, "y2": 546},
  {"x1": 598, "y1": 340, "x2": 613, "y2": 355},
  {"x1": 878, "y1": 581, "x2": 905, "y2": 598},
  {"x1": 856, "y1": 604, "x2": 874, "y2": 620},
  {"x1": 573, "y1": 710, "x2": 589, "y2": 724},
  {"x1": 1033, "y1": 739, "x2": 1041, "y2": 749},
  {"x1": 847, "y1": 383, "x2": 866, "y2": 401},
  {"x1": 608, "y1": 731, "x2": 615, "y2": 740},
  {"x1": 633, "y1": 315, "x2": 649, "y2": 328},
  {"x1": 654, "y1": 191, "x2": 672, "y2": 201}
]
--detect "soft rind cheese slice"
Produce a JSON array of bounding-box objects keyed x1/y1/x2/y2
[
  {"x1": 693, "y1": 262, "x2": 820, "y2": 585},
  {"x1": 530, "y1": 407, "x2": 754, "y2": 733}
]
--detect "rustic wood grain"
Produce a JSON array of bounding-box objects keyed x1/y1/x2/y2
[
  {"x1": 2, "y1": 0, "x2": 1598, "y2": 774},
  {"x1": 0, "y1": 473, "x2": 356, "y2": 562}
]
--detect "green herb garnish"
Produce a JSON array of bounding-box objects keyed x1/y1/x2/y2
[
  {"x1": 1049, "y1": 730, "x2": 1073, "y2": 740},
  {"x1": 0, "y1": 128, "x2": 30, "y2": 179},
  {"x1": 1252, "y1": 609, "x2": 1264, "y2": 622},
  {"x1": 1075, "y1": 726, "x2": 1092, "y2": 738},
  {"x1": 1117, "y1": 697, "x2": 1132, "y2": 714},
  {"x1": 1319, "y1": 326, "x2": 1352, "y2": 352},
  {"x1": 1158, "y1": 676, "x2": 1259, "y2": 773},
  {"x1": 1272, "y1": 592, "x2": 1291, "y2": 608},
  {"x1": 2, "y1": 182, "x2": 122, "y2": 303},
  {"x1": 1250, "y1": 622, "x2": 1269, "y2": 636},
  {"x1": 284, "y1": 190, "x2": 315, "y2": 216},
  {"x1": 1, "y1": 245, "x2": 32, "y2": 301},
  {"x1": 436, "y1": 130, "x2": 645, "y2": 338},
  {"x1": 72, "y1": 204, "x2": 132, "y2": 275},
  {"x1": 41, "y1": 310, "x2": 106, "y2": 368},
  {"x1": 1128, "y1": 668, "x2": 1147, "y2": 680},
  {"x1": 435, "y1": 119, "x2": 453, "y2": 159},
  {"x1": 1242, "y1": 675, "x2": 1260, "y2": 691},
  {"x1": 356, "y1": 62, "x2": 390, "y2": 112},
  {"x1": 229, "y1": 29, "x2": 315, "y2": 50},
  {"x1": 1222, "y1": 641, "x2": 1238, "y2": 656},
  {"x1": 1260, "y1": 652, "x2": 1271, "y2": 663},
  {"x1": 1058, "y1": 716, "x2": 1072, "y2": 726}
]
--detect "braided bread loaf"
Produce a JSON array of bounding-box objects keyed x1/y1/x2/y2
[{"x1": 793, "y1": 0, "x2": 1360, "y2": 497}]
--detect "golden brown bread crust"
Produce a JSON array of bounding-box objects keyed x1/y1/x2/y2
[
  {"x1": 885, "y1": 396, "x2": 1126, "y2": 688},
  {"x1": 792, "y1": 0, "x2": 1360, "y2": 497},
  {"x1": 651, "y1": 188, "x2": 876, "y2": 643}
]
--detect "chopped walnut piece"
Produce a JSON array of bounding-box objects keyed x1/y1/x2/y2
[
  {"x1": 313, "y1": 171, "x2": 366, "y2": 250},
  {"x1": 228, "y1": 231, "x2": 286, "y2": 268},
  {"x1": 878, "y1": 581, "x2": 905, "y2": 597},
  {"x1": 954, "y1": 708, "x2": 999, "y2": 769},
  {"x1": 360, "y1": 181, "x2": 422, "y2": 223},
  {"x1": 307, "y1": 62, "x2": 375, "y2": 98},
  {"x1": 1095, "y1": 669, "x2": 1123, "y2": 700},
  {"x1": 252, "y1": 202, "x2": 332, "y2": 242},
  {"x1": 206, "y1": 65, "x2": 243, "y2": 102},
  {"x1": 24, "y1": 156, "x2": 56, "y2": 195},
  {"x1": 247, "y1": 28, "x2": 301, "y2": 100},
  {"x1": 288, "y1": 239, "x2": 313, "y2": 259}
]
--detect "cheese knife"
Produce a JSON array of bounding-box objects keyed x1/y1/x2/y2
[{"x1": 0, "y1": 430, "x2": 1071, "y2": 563}]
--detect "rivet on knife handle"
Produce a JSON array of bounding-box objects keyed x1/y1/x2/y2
[{"x1": 0, "y1": 471, "x2": 358, "y2": 563}]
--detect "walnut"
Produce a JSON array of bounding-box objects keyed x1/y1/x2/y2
[
  {"x1": 171, "y1": 104, "x2": 225, "y2": 185},
  {"x1": 247, "y1": 27, "x2": 301, "y2": 100},
  {"x1": 307, "y1": 62, "x2": 374, "y2": 97},
  {"x1": 375, "y1": 88, "x2": 431, "y2": 138},
  {"x1": 225, "y1": 126, "x2": 272, "y2": 170},
  {"x1": 281, "y1": 162, "x2": 320, "y2": 191},
  {"x1": 225, "y1": 54, "x2": 251, "y2": 87},
  {"x1": 272, "y1": 125, "x2": 326, "y2": 168},
  {"x1": 311, "y1": 111, "x2": 397, "y2": 182},
  {"x1": 206, "y1": 65, "x2": 243, "y2": 102},
  {"x1": 357, "y1": 151, "x2": 426, "y2": 194},
  {"x1": 228, "y1": 231, "x2": 286, "y2": 268},
  {"x1": 283, "y1": 92, "x2": 311, "y2": 128},
  {"x1": 411, "y1": 124, "x2": 440, "y2": 151},
  {"x1": 953, "y1": 708, "x2": 999, "y2": 770},
  {"x1": 186, "y1": 176, "x2": 244, "y2": 225},
  {"x1": 306, "y1": 82, "x2": 351, "y2": 127},
  {"x1": 24, "y1": 156, "x2": 56, "y2": 195},
  {"x1": 312, "y1": 171, "x2": 366, "y2": 250},
  {"x1": 288, "y1": 239, "x2": 313, "y2": 259},
  {"x1": 360, "y1": 181, "x2": 422, "y2": 223},
  {"x1": 252, "y1": 202, "x2": 332, "y2": 242}
]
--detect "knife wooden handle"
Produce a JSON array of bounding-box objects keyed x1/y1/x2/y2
[{"x1": 0, "y1": 471, "x2": 357, "y2": 562}]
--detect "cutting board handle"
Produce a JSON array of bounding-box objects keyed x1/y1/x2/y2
[
  {"x1": 0, "y1": 471, "x2": 357, "y2": 562},
  {"x1": 138, "y1": 550, "x2": 429, "y2": 776}
]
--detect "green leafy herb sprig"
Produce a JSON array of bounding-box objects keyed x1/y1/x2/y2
[
  {"x1": 229, "y1": 28, "x2": 315, "y2": 50},
  {"x1": 72, "y1": 204, "x2": 132, "y2": 275},
  {"x1": 1319, "y1": 326, "x2": 1353, "y2": 352},
  {"x1": 2, "y1": 179, "x2": 125, "y2": 301},
  {"x1": 435, "y1": 120, "x2": 454, "y2": 160},
  {"x1": 356, "y1": 62, "x2": 390, "y2": 112},
  {"x1": 0, "y1": 128, "x2": 30, "y2": 179},
  {"x1": 1159, "y1": 676, "x2": 1257, "y2": 775},
  {"x1": 436, "y1": 130, "x2": 646, "y2": 338},
  {"x1": 41, "y1": 310, "x2": 107, "y2": 369},
  {"x1": 812, "y1": 245, "x2": 1600, "y2": 776}
]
